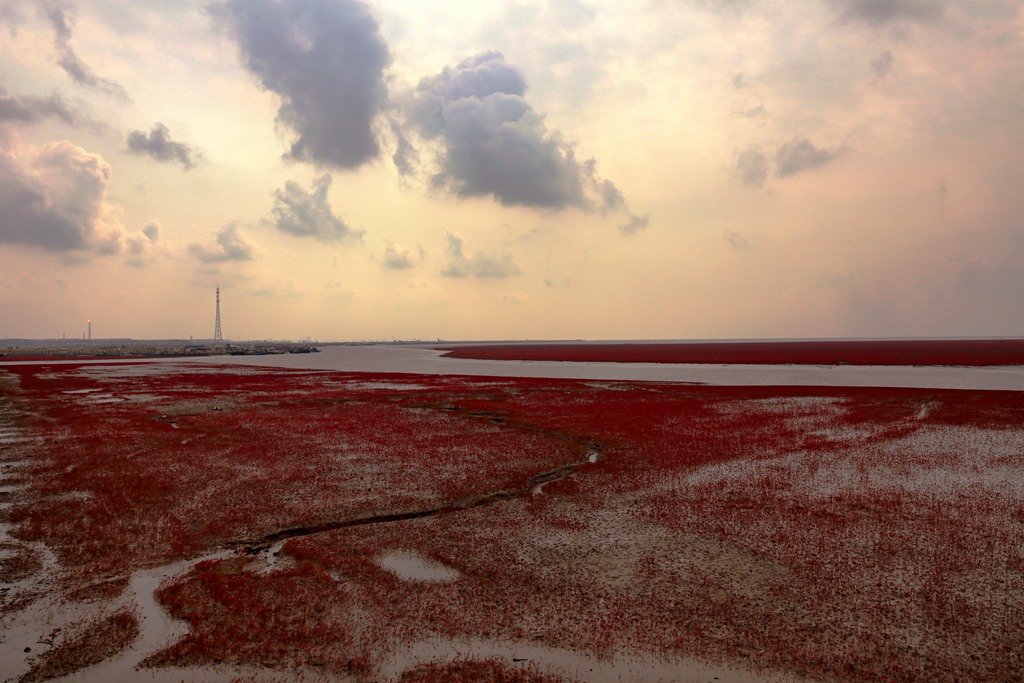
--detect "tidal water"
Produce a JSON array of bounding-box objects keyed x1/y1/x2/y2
[{"x1": 173, "y1": 343, "x2": 1024, "y2": 391}]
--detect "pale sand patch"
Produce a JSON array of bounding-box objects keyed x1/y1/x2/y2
[{"x1": 376, "y1": 549, "x2": 460, "y2": 583}]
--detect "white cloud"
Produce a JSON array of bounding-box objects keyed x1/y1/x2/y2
[
  {"x1": 0, "y1": 136, "x2": 131, "y2": 254},
  {"x1": 441, "y1": 231, "x2": 519, "y2": 278},
  {"x1": 188, "y1": 222, "x2": 257, "y2": 263},
  {"x1": 382, "y1": 240, "x2": 417, "y2": 269}
]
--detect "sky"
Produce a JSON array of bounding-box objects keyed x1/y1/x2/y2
[{"x1": 1, "y1": 0, "x2": 1023, "y2": 342}]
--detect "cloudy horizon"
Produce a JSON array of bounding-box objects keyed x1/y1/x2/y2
[{"x1": 2, "y1": 0, "x2": 1022, "y2": 341}]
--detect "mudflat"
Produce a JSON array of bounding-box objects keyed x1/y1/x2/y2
[{"x1": 1, "y1": 354, "x2": 1021, "y2": 681}]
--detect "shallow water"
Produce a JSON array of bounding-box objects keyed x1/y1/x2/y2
[
  {"x1": 376, "y1": 549, "x2": 460, "y2": 582},
  {"x1": 170, "y1": 344, "x2": 1024, "y2": 390},
  {"x1": 5, "y1": 343, "x2": 1024, "y2": 390}
]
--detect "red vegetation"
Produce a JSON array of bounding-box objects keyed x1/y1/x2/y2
[
  {"x1": 4, "y1": 363, "x2": 579, "y2": 593},
  {"x1": 438, "y1": 338, "x2": 1024, "y2": 365},
  {"x1": 20, "y1": 606, "x2": 140, "y2": 682},
  {"x1": 145, "y1": 557, "x2": 370, "y2": 674},
  {"x1": 399, "y1": 658, "x2": 566, "y2": 682},
  {"x1": 2, "y1": 360, "x2": 1022, "y2": 682}
]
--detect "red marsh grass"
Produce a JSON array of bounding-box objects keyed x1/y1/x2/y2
[
  {"x1": 0, "y1": 360, "x2": 1022, "y2": 681},
  {"x1": 19, "y1": 605, "x2": 140, "y2": 682},
  {"x1": 438, "y1": 338, "x2": 1024, "y2": 366}
]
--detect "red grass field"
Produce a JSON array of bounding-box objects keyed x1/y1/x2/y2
[
  {"x1": 1, "y1": 355, "x2": 1022, "y2": 681},
  {"x1": 438, "y1": 338, "x2": 1024, "y2": 366}
]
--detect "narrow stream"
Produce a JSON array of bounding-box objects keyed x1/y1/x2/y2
[{"x1": 232, "y1": 443, "x2": 602, "y2": 551}]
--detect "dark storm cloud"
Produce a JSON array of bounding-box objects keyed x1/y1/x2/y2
[
  {"x1": 269, "y1": 174, "x2": 362, "y2": 242},
  {"x1": 441, "y1": 231, "x2": 519, "y2": 279},
  {"x1": 406, "y1": 51, "x2": 642, "y2": 223},
  {"x1": 188, "y1": 222, "x2": 256, "y2": 263},
  {"x1": 41, "y1": 1, "x2": 129, "y2": 100},
  {"x1": 774, "y1": 138, "x2": 844, "y2": 177},
  {"x1": 0, "y1": 88, "x2": 79, "y2": 125},
  {"x1": 835, "y1": 0, "x2": 945, "y2": 26},
  {"x1": 126, "y1": 123, "x2": 202, "y2": 170},
  {"x1": 0, "y1": 139, "x2": 109, "y2": 251},
  {"x1": 213, "y1": 0, "x2": 391, "y2": 170}
]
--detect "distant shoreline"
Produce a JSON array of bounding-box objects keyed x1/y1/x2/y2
[{"x1": 0, "y1": 341, "x2": 319, "y2": 361}]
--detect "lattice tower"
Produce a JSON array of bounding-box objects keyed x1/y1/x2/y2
[{"x1": 214, "y1": 286, "x2": 223, "y2": 342}]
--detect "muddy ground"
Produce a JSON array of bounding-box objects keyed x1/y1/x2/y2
[{"x1": 1, "y1": 359, "x2": 1021, "y2": 682}]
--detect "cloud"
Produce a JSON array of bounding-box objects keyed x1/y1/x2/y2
[
  {"x1": 835, "y1": 0, "x2": 945, "y2": 26},
  {"x1": 212, "y1": 9, "x2": 648, "y2": 230},
  {"x1": 871, "y1": 50, "x2": 894, "y2": 79},
  {"x1": 142, "y1": 220, "x2": 160, "y2": 242},
  {"x1": 688, "y1": 0, "x2": 755, "y2": 10},
  {"x1": 724, "y1": 230, "x2": 750, "y2": 250},
  {"x1": 774, "y1": 137, "x2": 844, "y2": 177},
  {"x1": 737, "y1": 139, "x2": 844, "y2": 187},
  {"x1": 478, "y1": 2, "x2": 605, "y2": 113},
  {"x1": 188, "y1": 222, "x2": 256, "y2": 263},
  {"x1": 125, "y1": 220, "x2": 160, "y2": 267},
  {"x1": 389, "y1": 118, "x2": 418, "y2": 178},
  {"x1": 382, "y1": 240, "x2": 417, "y2": 270},
  {"x1": 126, "y1": 123, "x2": 202, "y2": 170},
  {"x1": 0, "y1": 137, "x2": 126, "y2": 252},
  {"x1": 441, "y1": 231, "x2": 519, "y2": 278},
  {"x1": 41, "y1": 1, "x2": 129, "y2": 100},
  {"x1": 0, "y1": 87, "x2": 79, "y2": 126},
  {"x1": 405, "y1": 51, "x2": 640, "y2": 219},
  {"x1": 250, "y1": 279, "x2": 311, "y2": 298},
  {"x1": 735, "y1": 146, "x2": 769, "y2": 187},
  {"x1": 738, "y1": 104, "x2": 767, "y2": 119},
  {"x1": 618, "y1": 213, "x2": 650, "y2": 235},
  {"x1": 213, "y1": 0, "x2": 391, "y2": 170},
  {"x1": 269, "y1": 173, "x2": 362, "y2": 242},
  {"x1": 0, "y1": 2, "x2": 22, "y2": 32}
]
